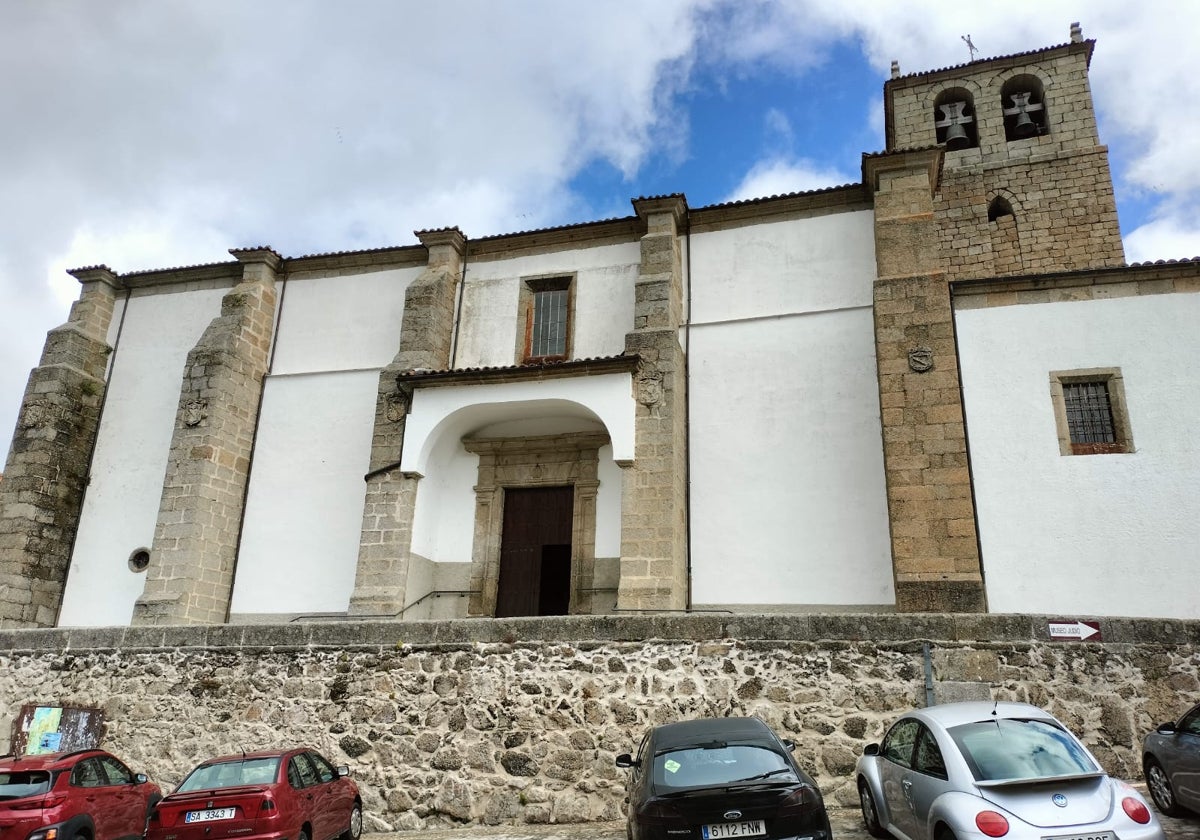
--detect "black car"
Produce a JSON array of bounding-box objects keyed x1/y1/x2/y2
[
  {"x1": 615, "y1": 716, "x2": 831, "y2": 840},
  {"x1": 1143, "y1": 701, "x2": 1200, "y2": 817}
]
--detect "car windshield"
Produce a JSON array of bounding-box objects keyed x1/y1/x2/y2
[
  {"x1": 176, "y1": 757, "x2": 280, "y2": 792},
  {"x1": 948, "y1": 718, "x2": 1098, "y2": 781},
  {"x1": 0, "y1": 771, "x2": 52, "y2": 800},
  {"x1": 652, "y1": 743, "x2": 796, "y2": 790}
]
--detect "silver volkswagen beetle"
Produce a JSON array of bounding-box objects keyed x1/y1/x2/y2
[
  {"x1": 855, "y1": 701, "x2": 1165, "y2": 840},
  {"x1": 1142, "y1": 700, "x2": 1200, "y2": 817}
]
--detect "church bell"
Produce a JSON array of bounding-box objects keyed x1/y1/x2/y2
[
  {"x1": 1011, "y1": 109, "x2": 1038, "y2": 138},
  {"x1": 944, "y1": 121, "x2": 971, "y2": 150}
]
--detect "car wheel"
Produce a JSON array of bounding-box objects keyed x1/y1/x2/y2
[
  {"x1": 341, "y1": 802, "x2": 363, "y2": 840},
  {"x1": 1145, "y1": 758, "x2": 1185, "y2": 817},
  {"x1": 859, "y1": 780, "x2": 889, "y2": 838},
  {"x1": 936, "y1": 828, "x2": 958, "y2": 840},
  {"x1": 298, "y1": 828, "x2": 309, "y2": 840}
]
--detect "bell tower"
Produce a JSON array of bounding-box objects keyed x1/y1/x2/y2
[
  {"x1": 866, "y1": 23, "x2": 1124, "y2": 612},
  {"x1": 886, "y1": 21, "x2": 1124, "y2": 277}
]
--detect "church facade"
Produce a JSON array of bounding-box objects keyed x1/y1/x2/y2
[{"x1": 2, "y1": 25, "x2": 1197, "y2": 628}]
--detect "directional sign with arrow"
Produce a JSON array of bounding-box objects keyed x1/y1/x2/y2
[{"x1": 1047, "y1": 620, "x2": 1102, "y2": 641}]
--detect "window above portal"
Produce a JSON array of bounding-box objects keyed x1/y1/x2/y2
[{"x1": 518, "y1": 274, "x2": 574, "y2": 363}]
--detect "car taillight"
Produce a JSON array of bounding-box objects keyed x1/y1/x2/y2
[
  {"x1": 260, "y1": 798, "x2": 277, "y2": 811},
  {"x1": 638, "y1": 799, "x2": 684, "y2": 824},
  {"x1": 1122, "y1": 797, "x2": 1151, "y2": 824},
  {"x1": 10, "y1": 793, "x2": 67, "y2": 810},
  {"x1": 778, "y1": 785, "x2": 821, "y2": 815},
  {"x1": 975, "y1": 810, "x2": 1010, "y2": 837}
]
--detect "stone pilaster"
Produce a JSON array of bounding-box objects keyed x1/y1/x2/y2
[
  {"x1": 131, "y1": 248, "x2": 280, "y2": 625},
  {"x1": 348, "y1": 229, "x2": 465, "y2": 615},
  {"x1": 617, "y1": 196, "x2": 689, "y2": 612},
  {"x1": 0, "y1": 267, "x2": 122, "y2": 627},
  {"x1": 865, "y1": 151, "x2": 987, "y2": 613}
]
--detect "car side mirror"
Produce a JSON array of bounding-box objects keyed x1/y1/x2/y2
[
  {"x1": 337, "y1": 765, "x2": 352, "y2": 777},
  {"x1": 782, "y1": 739, "x2": 796, "y2": 752},
  {"x1": 1156, "y1": 722, "x2": 1177, "y2": 735},
  {"x1": 615, "y1": 753, "x2": 640, "y2": 768},
  {"x1": 135, "y1": 773, "x2": 148, "y2": 784},
  {"x1": 863, "y1": 743, "x2": 881, "y2": 756}
]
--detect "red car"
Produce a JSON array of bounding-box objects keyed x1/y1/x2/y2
[
  {"x1": 0, "y1": 748, "x2": 162, "y2": 840},
  {"x1": 146, "y1": 748, "x2": 361, "y2": 840}
]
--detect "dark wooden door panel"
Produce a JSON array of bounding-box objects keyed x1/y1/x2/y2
[{"x1": 496, "y1": 486, "x2": 573, "y2": 618}]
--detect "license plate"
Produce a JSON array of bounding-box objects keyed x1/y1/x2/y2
[
  {"x1": 702, "y1": 820, "x2": 766, "y2": 838},
  {"x1": 185, "y1": 807, "x2": 237, "y2": 823},
  {"x1": 1042, "y1": 833, "x2": 1114, "y2": 840}
]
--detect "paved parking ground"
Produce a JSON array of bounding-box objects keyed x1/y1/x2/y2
[{"x1": 372, "y1": 801, "x2": 1200, "y2": 840}]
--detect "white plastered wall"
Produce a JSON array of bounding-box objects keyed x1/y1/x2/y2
[
  {"x1": 687, "y1": 210, "x2": 896, "y2": 608},
  {"x1": 956, "y1": 292, "x2": 1200, "y2": 619},
  {"x1": 60, "y1": 286, "x2": 228, "y2": 626},
  {"x1": 230, "y1": 267, "x2": 417, "y2": 617}
]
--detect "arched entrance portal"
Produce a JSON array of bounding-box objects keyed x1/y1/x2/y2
[{"x1": 464, "y1": 432, "x2": 607, "y2": 617}]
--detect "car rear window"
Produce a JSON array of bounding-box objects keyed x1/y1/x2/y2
[
  {"x1": 948, "y1": 718, "x2": 1098, "y2": 781},
  {"x1": 0, "y1": 770, "x2": 53, "y2": 800},
  {"x1": 652, "y1": 743, "x2": 795, "y2": 790},
  {"x1": 176, "y1": 757, "x2": 280, "y2": 792}
]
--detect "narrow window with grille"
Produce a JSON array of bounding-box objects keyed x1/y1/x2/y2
[
  {"x1": 521, "y1": 276, "x2": 573, "y2": 362},
  {"x1": 531, "y1": 287, "x2": 568, "y2": 358},
  {"x1": 1050, "y1": 369, "x2": 1133, "y2": 456},
  {"x1": 1063, "y1": 381, "x2": 1115, "y2": 444}
]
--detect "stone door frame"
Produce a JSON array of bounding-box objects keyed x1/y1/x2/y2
[{"x1": 463, "y1": 432, "x2": 608, "y2": 617}]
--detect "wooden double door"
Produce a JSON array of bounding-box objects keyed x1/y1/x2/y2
[{"x1": 495, "y1": 486, "x2": 573, "y2": 618}]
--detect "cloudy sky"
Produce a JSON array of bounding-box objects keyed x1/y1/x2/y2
[{"x1": 2, "y1": 0, "x2": 1198, "y2": 460}]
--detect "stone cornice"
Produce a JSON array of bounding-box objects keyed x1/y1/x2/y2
[
  {"x1": 688, "y1": 185, "x2": 868, "y2": 232},
  {"x1": 885, "y1": 40, "x2": 1094, "y2": 91},
  {"x1": 632, "y1": 194, "x2": 688, "y2": 230},
  {"x1": 396, "y1": 355, "x2": 639, "y2": 390},
  {"x1": 862, "y1": 147, "x2": 944, "y2": 196},
  {"x1": 951, "y1": 259, "x2": 1200, "y2": 307},
  {"x1": 0, "y1": 612, "x2": 1196, "y2": 652},
  {"x1": 415, "y1": 227, "x2": 467, "y2": 254},
  {"x1": 229, "y1": 246, "x2": 283, "y2": 270},
  {"x1": 67, "y1": 265, "x2": 122, "y2": 289}
]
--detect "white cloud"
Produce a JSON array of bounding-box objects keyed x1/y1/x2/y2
[
  {"x1": 725, "y1": 158, "x2": 856, "y2": 203},
  {"x1": 1125, "y1": 217, "x2": 1200, "y2": 264}
]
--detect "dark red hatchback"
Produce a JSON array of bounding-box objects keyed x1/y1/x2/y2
[
  {"x1": 146, "y1": 748, "x2": 360, "y2": 840},
  {"x1": 0, "y1": 748, "x2": 162, "y2": 840}
]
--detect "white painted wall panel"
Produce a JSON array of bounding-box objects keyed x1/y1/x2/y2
[
  {"x1": 60, "y1": 286, "x2": 228, "y2": 626},
  {"x1": 690, "y1": 211, "x2": 877, "y2": 323},
  {"x1": 688, "y1": 309, "x2": 895, "y2": 607},
  {"x1": 270, "y1": 268, "x2": 417, "y2": 375},
  {"x1": 454, "y1": 243, "x2": 639, "y2": 368},
  {"x1": 957, "y1": 294, "x2": 1200, "y2": 619},
  {"x1": 230, "y1": 370, "x2": 378, "y2": 616}
]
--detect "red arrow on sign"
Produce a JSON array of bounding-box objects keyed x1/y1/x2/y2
[{"x1": 1047, "y1": 620, "x2": 1102, "y2": 641}]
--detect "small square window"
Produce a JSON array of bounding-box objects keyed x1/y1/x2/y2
[
  {"x1": 1049, "y1": 368, "x2": 1133, "y2": 456},
  {"x1": 517, "y1": 275, "x2": 574, "y2": 363}
]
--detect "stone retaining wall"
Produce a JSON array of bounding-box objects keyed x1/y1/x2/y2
[{"x1": 1, "y1": 614, "x2": 1197, "y2": 832}]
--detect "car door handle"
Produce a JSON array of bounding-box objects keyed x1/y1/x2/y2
[{"x1": 901, "y1": 779, "x2": 913, "y2": 790}]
